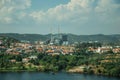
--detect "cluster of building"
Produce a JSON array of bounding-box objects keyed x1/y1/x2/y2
[
  {"x1": 45, "y1": 34, "x2": 69, "y2": 46},
  {"x1": 0, "y1": 35, "x2": 120, "y2": 63},
  {"x1": 0, "y1": 35, "x2": 75, "y2": 63},
  {"x1": 88, "y1": 46, "x2": 120, "y2": 54},
  {"x1": 0, "y1": 35, "x2": 120, "y2": 56},
  {"x1": 0, "y1": 34, "x2": 75, "y2": 56}
]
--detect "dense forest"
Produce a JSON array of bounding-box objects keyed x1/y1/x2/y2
[{"x1": 0, "y1": 52, "x2": 120, "y2": 77}]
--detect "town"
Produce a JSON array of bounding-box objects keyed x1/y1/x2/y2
[
  {"x1": 0, "y1": 34, "x2": 120, "y2": 56},
  {"x1": 0, "y1": 34, "x2": 120, "y2": 77}
]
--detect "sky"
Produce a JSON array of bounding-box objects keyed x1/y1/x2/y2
[{"x1": 0, "y1": 0, "x2": 120, "y2": 35}]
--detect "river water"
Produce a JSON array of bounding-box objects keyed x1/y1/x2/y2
[{"x1": 0, "y1": 72, "x2": 119, "y2": 80}]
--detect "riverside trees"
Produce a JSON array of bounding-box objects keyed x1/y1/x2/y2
[{"x1": 0, "y1": 51, "x2": 120, "y2": 77}]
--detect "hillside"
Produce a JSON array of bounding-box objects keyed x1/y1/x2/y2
[{"x1": 0, "y1": 36, "x2": 20, "y2": 48}]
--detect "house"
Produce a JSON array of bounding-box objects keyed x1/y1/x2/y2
[
  {"x1": 29, "y1": 56, "x2": 37, "y2": 60},
  {"x1": 22, "y1": 58, "x2": 30, "y2": 63},
  {"x1": 95, "y1": 47, "x2": 111, "y2": 54},
  {"x1": 0, "y1": 40, "x2": 2, "y2": 45},
  {"x1": 113, "y1": 48, "x2": 120, "y2": 53},
  {"x1": 10, "y1": 59, "x2": 16, "y2": 63}
]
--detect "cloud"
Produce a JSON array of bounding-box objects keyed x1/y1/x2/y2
[
  {"x1": 29, "y1": 0, "x2": 120, "y2": 25},
  {"x1": 3, "y1": 17, "x2": 13, "y2": 23},
  {"x1": 0, "y1": 0, "x2": 31, "y2": 23},
  {"x1": 29, "y1": 0, "x2": 92, "y2": 24},
  {"x1": 0, "y1": 0, "x2": 31, "y2": 10},
  {"x1": 0, "y1": 0, "x2": 120, "y2": 27},
  {"x1": 95, "y1": 0, "x2": 120, "y2": 16},
  {"x1": 94, "y1": 0, "x2": 120, "y2": 24}
]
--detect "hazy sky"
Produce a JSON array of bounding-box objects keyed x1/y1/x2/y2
[{"x1": 0, "y1": 0, "x2": 120, "y2": 35}]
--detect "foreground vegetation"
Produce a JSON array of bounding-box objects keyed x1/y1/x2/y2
[{"x1": 0, "y1": 52, "x2": 120, "y2": 77}]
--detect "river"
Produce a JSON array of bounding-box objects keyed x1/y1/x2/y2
[{"x1": 0, "y1": 72, "x2": 119, "y2": 80}]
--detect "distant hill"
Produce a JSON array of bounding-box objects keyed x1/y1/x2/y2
[
  {"x1": 0, "y1": 33, "x2": 48, "y2": 43},
  {"x1": 67, "y1": 34, "x2": 120, "y2": 43},
  {"x1": 0, "y1": 35, "x2": 20, "y2": 43},
  {"x1": 0, "y1": 33, "x2": 120, "y2": 43},
  {"x1": 0, "y1": 35, "x2": 20, "y2": 48}
]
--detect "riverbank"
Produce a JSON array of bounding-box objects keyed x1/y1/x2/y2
[
  {"x1": 67, "y1": 65, "x2": 120, "y2": 77},
  {"x1": 0, "y1": 66, "x2": 120, "y2": 77},
  {"x1": 0, "y1": 53, "x2": 120, "y2": 77}
]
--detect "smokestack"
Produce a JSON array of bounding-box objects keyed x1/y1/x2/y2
[{"x1": 58, "y1": 25, "x2": 61, "y2": 39}]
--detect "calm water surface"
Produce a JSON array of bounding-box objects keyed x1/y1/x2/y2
[{"x1": 0, "y1": 72, "x2": 119, "y2": 80}]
